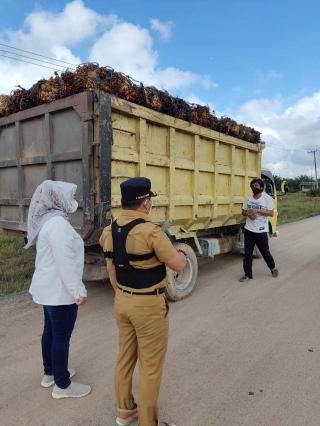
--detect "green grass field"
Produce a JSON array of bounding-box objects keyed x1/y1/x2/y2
[
  {"x1": 277, "y1": 192, "x2": 320, "y2": 225},
  {"x1": 0, "y1": 192, "x2": 320, "y2": 296}
]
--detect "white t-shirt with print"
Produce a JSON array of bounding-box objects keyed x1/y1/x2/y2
[{"x1": 243, "y1": 192, "x2": 274, "y2": 233}]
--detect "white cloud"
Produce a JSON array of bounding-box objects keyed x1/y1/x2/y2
[
  {"x1": 154, "y1": 68, "x2": 217, "y2": 91},
  {"x1": 235, "y1": 92, "x2": 320, "y2": 177},
  {"x1": 0, "y1": 0, "x2": 105, "y2": 93},
  {"x1": 89, "y1": 22, "x2": 157, "y2": 78},
  {"x1": 237, "y1": 98, "x2": 283, "y2": 122},
  {"x1": 20, "y1": 0, "x2": 113, "y2": 47},
  {"x1": 0, "y1": 1, "x2": 215, "y2": 96},
  {"x1": 150, "y1": 18, "x2": 173, "y2": 41},
  {"x1": 89, "y1": 21, "x2": 216, "y2": 91}
]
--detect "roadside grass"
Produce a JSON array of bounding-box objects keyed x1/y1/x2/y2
[
  {"x1": 0, "y1": 231, "x2": 35, "y2": 296},
  {"x1": 278, "y1": 192, "x2": 320, "y2": 225}
]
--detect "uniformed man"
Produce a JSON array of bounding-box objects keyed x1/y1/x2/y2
[{"x1": 99, "y1": 177, "x2": 187, "y2": 426}]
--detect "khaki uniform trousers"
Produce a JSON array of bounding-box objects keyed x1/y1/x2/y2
[{"x1": 114, "y1": 288, "x2": 169, "y2": 426}]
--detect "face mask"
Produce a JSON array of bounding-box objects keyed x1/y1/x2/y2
[
  {"x1": 251, "y1": 187, "x2": 262, "y2": 195},
  {"x1": 69, "y1": 200, "x2": 79, "y2": 213}
]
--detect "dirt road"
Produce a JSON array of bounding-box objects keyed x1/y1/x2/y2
[{"x1": 1, "y1": 216, "x2": 320, "y2": 426}]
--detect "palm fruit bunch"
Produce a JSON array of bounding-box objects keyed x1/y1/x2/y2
[
  {"x1": 0, "y1": 95, "x2": 10, "y2": 118},
  {"x1": 245, "y1": 126, "x2": 260, "y2": 144},
  {"x1": 191, "y1": 104, "x2": 219, "y2": 129},
  {"x1": 119, "y1": 77, "x2": 146, "y2": 106},
  {"x1": 173, "y1": 97, "x2": 192, "y2": 121},
  {"x1": 6, "y1": 87, "x2": 27, "y2": 115},
  {"x1": 101, "y1": 72, "x2": 128, "y2": 96},
  {"x1": 72, "y1": 63, "x2": 100, "y2": 92},
  {"x1": 144, "y1": 87, "x2": 177, "y2": 116},
  {"x1": 60, "y1": 63, "x2": 103, "y2": 98},
  {"x1": 0, "y1": 63, "x2": 261, "y2": 144},
  {"x1": 101, "y1": 72, "x2": 146, "y2": 106},
  {"x1": 34, "y1": 76, "x2": 66, "y2": 104}
]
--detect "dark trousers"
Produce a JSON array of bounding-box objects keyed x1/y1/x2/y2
[
  {"x1": 243, "y1": 229, "x2": 276, "y2": 278},
  {"x1": 42, "y1": 304, "x2": 78, "y2": 389}
]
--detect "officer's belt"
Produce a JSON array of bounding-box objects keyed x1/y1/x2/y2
[{"x1": 117, "y1": 286, "x2": 165, "y2": 296}]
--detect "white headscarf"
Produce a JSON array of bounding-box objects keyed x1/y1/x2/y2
[{"x1": 25, "y1": 180, "x2": 78, "y2": 249}]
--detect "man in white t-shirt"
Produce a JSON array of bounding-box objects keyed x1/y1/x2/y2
[{"x1": 240, "y1": 178, "x2": 279, "y2": 282}]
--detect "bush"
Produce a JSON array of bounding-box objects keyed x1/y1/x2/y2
[
  {"x1": 0, "y1": 231, "x2": 35, "y2": 296},
  {"x1": 306, "y1": 189, "x2": 320, "y2": 197}
]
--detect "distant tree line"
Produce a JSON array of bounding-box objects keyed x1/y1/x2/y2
[{"x1": 272, "y1": 174, "x2": 315, "y2": 192}]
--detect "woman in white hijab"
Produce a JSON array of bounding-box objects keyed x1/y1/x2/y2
[{"x1": 26, "y1": 180, "x2": 91, "y2": 399}]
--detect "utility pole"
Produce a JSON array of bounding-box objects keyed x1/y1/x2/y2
[{"x1": 308, "y1": 149, "x2": 319, "y2": 189}]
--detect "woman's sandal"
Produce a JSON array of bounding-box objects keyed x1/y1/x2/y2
[
  {"x1": 115, "y1": 413, "x2": 138, "y2": 426},
  {"x1": 158, "y1": 422, "x2": 177, "y2": 426}
]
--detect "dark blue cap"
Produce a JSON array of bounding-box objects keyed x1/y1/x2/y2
[{"x1": 120, "y1": 177, "x2": 157, "y2": 205}]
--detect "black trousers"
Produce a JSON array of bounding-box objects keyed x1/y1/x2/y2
[{"x1": 243, "y1": 229, "x2": 275, "y2": 278}]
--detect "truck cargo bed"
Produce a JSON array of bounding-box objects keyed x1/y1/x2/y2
[{"x1": 0, "y1": 90, "x2": 263, "y2": 243}]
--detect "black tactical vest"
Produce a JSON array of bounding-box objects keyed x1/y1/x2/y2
[{"x1": 111, "y1": 218, "x2": 167, "y2": 289}]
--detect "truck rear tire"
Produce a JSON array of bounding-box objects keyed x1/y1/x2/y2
[{"x1": 165, "y1": 243, "x2": 198, "y2": 301}]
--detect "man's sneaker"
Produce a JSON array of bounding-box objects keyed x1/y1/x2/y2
[
  {"x1": 52, "y1": 382, "x2": 91, "y2": 399},
  {"x1": 272, "y1": 269, "x2": 279, "y2": 278},
  {"x1": 239, "y1": 275, "x2": 252, "y2": 282},
  {"x1": 41, "y1": 368, "x2": 76, "y2": 388}
]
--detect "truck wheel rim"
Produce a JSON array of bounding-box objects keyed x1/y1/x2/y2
[{"x1": 172, "y1": 258, "x2": 193, "y2": 291}]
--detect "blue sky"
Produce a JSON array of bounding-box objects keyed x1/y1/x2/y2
[{"x1": 1, "y1": 0, "x2": 320, "y2": 176}]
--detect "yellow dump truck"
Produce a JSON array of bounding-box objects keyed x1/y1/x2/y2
[{"x1": 0, "y1": 91, "x2": 277, "y2": 300}]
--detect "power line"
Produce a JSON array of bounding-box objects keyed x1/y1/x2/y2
[
  {"x1": 0, "y1": 49, "x2": 73, "y2": 70},
  {"x1": 0, "y1": 42, "x2": 78, "y2": 67},
  {"x1": 0, "y1": 54, "x2": 63, "y2": 71}
]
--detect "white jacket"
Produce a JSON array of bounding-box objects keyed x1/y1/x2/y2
[{"x1": 29, "y1": 216, "x2": 87, "y2": 305}]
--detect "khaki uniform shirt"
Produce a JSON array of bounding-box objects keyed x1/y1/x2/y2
[{"x1": 99, "y1": 210, "x2": 177, "y2": 292}]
